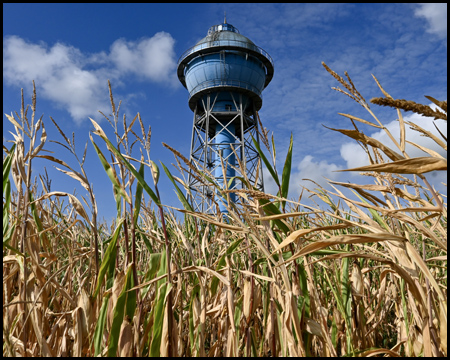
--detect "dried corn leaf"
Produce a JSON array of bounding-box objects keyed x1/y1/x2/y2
[
  {"x1": 118, "y1": 317, "x2": 134, "y2": 357},
  {"x1": 440, "y1": 301, "x2": 447, "y2": 355},
  {"x1": 406, "y1": 120, "x2": 447, "y2": 151},
  {"x1": 305, "y1": 318, "x2": 322, "y2": 337},
  {"x1": 273, "y1": 223, "x2": 357, "y2": 254},
  {"x1": 338, "y1": 113, "x2": 383, "y2": 128},
  {"x1": 72, "y1": 307, "x2": 83, "y2": 357},
  {"x1": 243, "y1": 278, "x2": 252, "y2": 319},
  {"x1": 338, "y1": 157, "x2": 447, "y2": 174},
  {"x1": 255, "y1": 210, "x2": 322, "y2": 221},
  {"x1": 54, "y1": 167, "x2": 90, "y2": 193},
  {"x1": 179, "y1": 209, "x2": 249, "y2": 232},
  {"x1": 239, "y1": 269, "x2": 274, "y2": 282},
  {"x1": 325, "y1": 126, "x2": 404, "y2": 161},
  {"x1": 406, "y1": 140, "x2": 446, "y2": 159}
]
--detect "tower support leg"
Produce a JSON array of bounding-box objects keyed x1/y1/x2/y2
[{"x1": 187, "y1": 92, "x2": 264, "y2": 214}]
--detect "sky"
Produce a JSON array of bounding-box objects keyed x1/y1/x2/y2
[{"x1": 3, "y1": 3, "x2": 447, "y2": 223}]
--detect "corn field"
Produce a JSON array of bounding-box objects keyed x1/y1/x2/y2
[{"x1": 3, "y1": 64, "x2": 447, "y2": 357}]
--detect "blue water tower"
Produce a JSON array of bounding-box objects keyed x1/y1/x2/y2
[{"x1": 177, "y1": 19, "x2": 274, "y2": 214}]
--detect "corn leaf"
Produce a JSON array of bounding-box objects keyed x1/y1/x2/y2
[
  {"x1": 93, "y1": 292, "x2": 111, "y2": 356},
  {"x1": 133, "y1": 161, "x2": 145, "y2": 226},
  {"x1": 258, "y1": 198, "x2": 290, "y2": 234},
  {"x1": 280, "y1": 133, "x2": 293, "y2": 211},
  {"x1": 3, "y1": 143, "x2": 16, "y2": 194},
  {"x1": 149, "y1": 249, "x2": 168, "y2": 356},
  {"x1": 107, "y1": 264, "x2": 134, "y2": 357},
  {"x1": 252, "y1": 135, "x2": 280, "y2": 187},
  {"x1": 93, "y1": 218, "x2": 124, "y2": 298},
  {"x1": 90, "y1": 137, "x2": 131, "y2": 204},
  {"x1": 90, "y1": 118, "x2": 161, "y2": 206},
  {"x1": 338, "y1": 157, "x2": 447, "y2": 174},
  {"x1": 161, "y1": 161, "x2": 193, "y2": 212}
]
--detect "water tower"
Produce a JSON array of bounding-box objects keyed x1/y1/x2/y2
[{"x1": 177, "y1": 19, "x2": 274, "y2": 214}]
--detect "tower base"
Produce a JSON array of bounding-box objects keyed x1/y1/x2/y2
[{"x1": 187, "y1": 91, "x2": 264, "y2": 214}]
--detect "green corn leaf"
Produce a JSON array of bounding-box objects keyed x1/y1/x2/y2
[
  {"x1": 90, "y1": 119, "x2": 161, "y2": 206},
  {"x1": 340, "y1": 248, "x2": 353, "y2": 354},
  {"x1": 232, "y1": 175, "x2": 251, "y2": 189},
  {"x1": 160, "y1": 161, "x2": 193, "y2": 212},
  {"x1": 323, "y1": 269, "x2": 353, "y2": 353},
  {"x1": 3, "y1": 143, "x2": 16, "y2": 194},
  {"x1": 149, "y1": 249, "x2": 168, "y2": 357},
  {"x1": 280, "y1": 133, "x2": 293, "y2": 210},
  {"x1": 188, "y1": 285, "x2": 200, "y2": 353},
  {"x1": 133, "y1": 161, "x2": 145, "y2": 226},
  {"x1": 2, "y1": 162, "x2": 18, "y2": 255},
  {"x1": 141, "y1": 252, "x2": 162, "y2": 298},
  {"x1": 3, "y1": 177, "x2": 11, "y2": 239},
  {"x1": 341, "y1": 246, "x2": 351, "y2": 316},
  {"x1": 108, "y1": 264, "x2": 134, "y2": 357},
  {"x1": 350, "y1": 189, "x2": 390, "y2": 231},
  {"x1": 252, "y1": 135, "x2": 280, "y2": 187},
  {"x1": 125, "y1": 271, "x2": 137, "y2": 321},
  {"x1": 271, "y1": 134, "x2": 277, "y2": 166},
  {"x1": 93, "y1": 218, "x2": 124, "y2": 298},
  {"x1": 210, "y1": 237, "x2": 244, "y2": 295},
  {"x1": 93, "y1": 292, "x2": 111, "y2": 356},
  {"x1": 297, "y1": 262, "x2": 310, "y2": 318},
  {"x1": 234, "y1": 294, "x2": 243, "y2": 334},
  {"x1": 90, "y1": 137, "x2": 131, "y2": 204},
  {"x1": 258, "y1": 198, "x2": 290, "y2": 234},
  {"x1": 331, "y1": 317, "x2": 337, "y2": 348},
  {"x1": 139, "y1": 229, "x2": 154, "y2": 254}
]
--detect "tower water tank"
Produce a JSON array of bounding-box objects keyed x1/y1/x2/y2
[{"x1": 177, "y1": 20, "x2": 274, "y2": 214}]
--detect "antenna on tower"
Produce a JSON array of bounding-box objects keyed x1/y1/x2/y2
[{"x1": 224, "y1": 11, "x2": 227, "y2": 24}]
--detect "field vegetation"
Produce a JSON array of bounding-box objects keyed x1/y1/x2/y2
[{"x1": 3, "y1": 64, "x2": 447, "y2": 356}]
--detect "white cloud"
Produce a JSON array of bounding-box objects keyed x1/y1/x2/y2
[
  {"x1": 3, "y1": 32, "x2": 177, "y2": 123},
  {"x1": 110, "y1": 32, "x2": 177, "y2": 85},
  {"x1": 289, "y1": 155, "x2": 344, "y2": 197},
  {"x1": 414, "y1": 3, "x2": 447, "y2": 39}
]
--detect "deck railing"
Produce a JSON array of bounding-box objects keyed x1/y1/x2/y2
[
  {"x1": 188, "y1": 78, "x2": 263, "y2": 100},
  {"x1": 178, "y1": 39, "x2": 273, "y2": 67}
]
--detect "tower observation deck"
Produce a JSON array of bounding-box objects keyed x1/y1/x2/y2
[{"x1": 177, "y1": 21, "x2": 274, "y2": 214}]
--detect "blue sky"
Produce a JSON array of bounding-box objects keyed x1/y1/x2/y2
[{"x1": 3, "y1": 3, "x2": 447, "y2": 223}]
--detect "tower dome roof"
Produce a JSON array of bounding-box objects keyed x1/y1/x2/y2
[
  {"x1": 194, "y1": 23, "x2": 256, "y2": 47},
  {"x1": 177, "y1": 22, "x2": 274, "y2": 90},
  {"x1": 177, "y1": 22, "x2": 274, "y2": 112}
]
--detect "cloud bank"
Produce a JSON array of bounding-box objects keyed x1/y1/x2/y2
[
  {"x1": 414, "y1": 3, "x2": 447, "y2": 39},
  {"x1": 3, "y1": 33, "x2": 178, "y2": 123}
]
